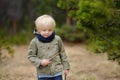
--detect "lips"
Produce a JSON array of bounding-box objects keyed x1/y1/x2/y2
[{"x1": 44, "y1": 35, "x2": 49, "y2": 38}]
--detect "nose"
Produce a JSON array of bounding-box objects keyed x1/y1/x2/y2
[{"x1": 45, "y1": 30, "x2": 49, "y2": 34}]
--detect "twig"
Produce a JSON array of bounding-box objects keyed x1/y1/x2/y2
[{"x1": 49, "y1": 52, "x2": 60, "y2": 61}]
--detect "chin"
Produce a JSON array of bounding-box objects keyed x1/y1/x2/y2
[{"x1": 44, "y1": 36, "x2": 49, "y2": 38}]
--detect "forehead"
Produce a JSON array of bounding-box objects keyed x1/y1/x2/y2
[{"x1": 38, "y1": 26, "x2": 54, "y2": 30}]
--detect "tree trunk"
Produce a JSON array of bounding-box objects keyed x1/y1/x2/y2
[
  {"x1": 66, "y1": 9, "x2": 73, "y2": 26},
  {"x1": 13, "y1": 18, "x2": 17, "y2": 35},
  {"x1": 66, "y1": 15, "x2": 72, "y2": 25}
]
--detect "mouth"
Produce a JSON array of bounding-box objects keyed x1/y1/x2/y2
[{"x1": 44, "y1": 35, "x2": 49, "y2": 38}]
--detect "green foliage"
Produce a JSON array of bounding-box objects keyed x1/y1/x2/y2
[
  {"x1": 34, "y1": 0, "x2": 66, "y2": 25},
  {"x1": 77, "y1": 0, "x2": 112, "y2": 29},
  {"x1": 57, "y1": 0, "x2": 79, "y2": 18},
  {"x1": 75, "y1": 0, "x2": 120, "y2": 64},
  {"x1": 0, "y1": 16, "x2": 34, "y2": 62},
  {"x1": 56, "y1": 24, "x2": 87, "y2": 42},
  {"x1": 57, "y1": 0, "x2": 79, "y2": 10},
  {"x1": 114, "y1": 0, "x2": 120, "y2": 8},
  {"x1": 8, "y1": 32, "x2": 32, "y2": 45},
  {"x1": 34, "y1": 0, "x2": 57, "y2": 15},
  {"x1": 87, "y1": 38, "x2": 107, "y2": 53},
  {"x1": 0, "y1": 29, "x2": 14, "y2": 62},
  {"x1": 5, "y1": 16, "x2": 34, "y2": 45},
  {"x1": 57, "y1": 0, "x2": 120, "y2": 64}
]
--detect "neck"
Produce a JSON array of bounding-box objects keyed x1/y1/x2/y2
[{"x1": 35, "y1": 31, "x2": 55, "y2": 43}]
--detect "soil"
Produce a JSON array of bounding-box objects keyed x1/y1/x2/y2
[{"x1": 0, "y1": 43, "x2": 120, "y2": 80}]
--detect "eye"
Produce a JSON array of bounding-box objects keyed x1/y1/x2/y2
[
  {"x1": 48, "y1": 29, "x2": 52, "y2": 31},
  {"x1": 43, "y1": 29, "x2": 46, "y2": 31},
  {"x1": 41, "y1": 29, "x2": 47, "y2": 31}
]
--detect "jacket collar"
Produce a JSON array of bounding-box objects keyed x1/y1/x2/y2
[{"x1": 34, "y1": 29, "x2": 55, "y2": 43}]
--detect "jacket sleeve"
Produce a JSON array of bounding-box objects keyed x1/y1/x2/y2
[
  {"x1": 58, "y1": 36, "x2": 70, "y2": 70},
  {"x1": 28, "y1": 39, "x2": 41, "y2": 68}
]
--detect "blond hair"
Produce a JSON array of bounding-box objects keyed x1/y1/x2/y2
[{"x1": 35, "y1": 14, "x2": 56, "y2": 31}]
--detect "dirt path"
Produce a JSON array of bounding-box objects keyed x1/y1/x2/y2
[{"x1": 0, "y1": 44, "x2": 120, "y2": 80}]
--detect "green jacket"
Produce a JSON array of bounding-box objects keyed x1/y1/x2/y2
[{"x1": 28, "y1": 35, "x2": 70, "y2": 75}]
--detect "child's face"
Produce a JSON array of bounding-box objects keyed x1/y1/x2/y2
[{"x1": 38, "y1": 26, "x2": 54, "y2": 38}]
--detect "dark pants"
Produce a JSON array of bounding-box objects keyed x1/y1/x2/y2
[{"x1": 38, "y1": 75, "x2": 62, "y2": 80}]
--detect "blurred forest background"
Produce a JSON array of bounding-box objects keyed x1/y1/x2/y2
[{"x1": 0, "y1": 0, "x2": 120, "y2": 65}]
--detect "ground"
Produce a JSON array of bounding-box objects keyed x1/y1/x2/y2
[{"x1": 0, "y1": 43, "x2": 120, "y2": 80}]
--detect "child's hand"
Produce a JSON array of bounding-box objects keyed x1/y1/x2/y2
[
  {"x1": 63, "y1": 69, "x2": 69, "y2": 75},
  {"x1": 41, "y1": 59, "x2": 51, "y2": 66}
]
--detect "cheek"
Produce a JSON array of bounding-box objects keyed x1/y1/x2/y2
[
  {"x1": 49, "y1": 31, "x2": 53, "y2": 36},
  {"x1": 50, "y1": 32, "x2": 53, "y2": 35},
  {"x1": 39, "y1": 32, "x2": 44, "y2": 35}
]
